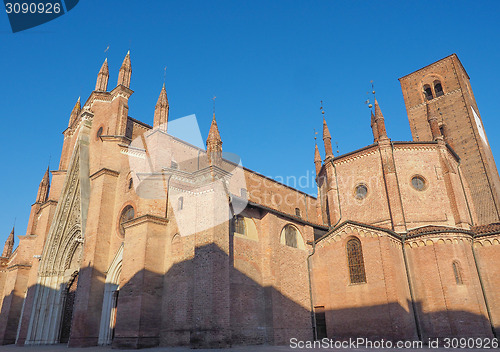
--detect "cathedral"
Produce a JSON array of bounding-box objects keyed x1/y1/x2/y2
[{"x1": 0, "y1": 53, "x2": 498, "y2": 348}]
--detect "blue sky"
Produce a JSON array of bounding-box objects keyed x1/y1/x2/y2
[{"x1": 1, "y1": 1, "x2": 500, "y2": 245}]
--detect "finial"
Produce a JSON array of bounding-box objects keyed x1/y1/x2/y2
[
  {"x1": 104, "y1": 45, "x2": 109, "y2": 53},
  {"x1": 314, "y1": 128, "x2": 318, "y2": 143},
  {"x1": 320, "y1": 100, "x2": 325, "y2": 115},
  {"x1": 365, "y1": 80, "x2": 375, "y2": 109},
  {"x1": 163, "y1": 66, "x2": 167, "y2": 87},
  {"x1": 212, "y1": 95, "x2": 217, "y2": 117},
  {"x1": 104, "y1": 57, "x2": 107, "y2": 62},
  {"x1": 127, "y1": 49, "x2": 130, "y2": 55}
]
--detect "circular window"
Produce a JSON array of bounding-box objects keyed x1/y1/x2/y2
[
  {"x1": 411, "y1": 176, "x2": 426, "y2": 191},
  {"x1": 96, "y1": 127, "x2": 103, "y2": 139},
  {"x1": 119, "y1": 205, "x2": 135, "y2": 237},
  {"x1": 355, "y1": 184, "x2": 368, "y2": 199}
]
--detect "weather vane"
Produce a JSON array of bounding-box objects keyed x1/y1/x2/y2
[
  {"x1": 104, "y1": 45, "x2": 110, "y2": 53},
  {"x1": 163, "y1": 66, "x2": 167, "y2": 86},
  {"x1": 212, "y1": 95, "x2": 216, "y2": 115}
]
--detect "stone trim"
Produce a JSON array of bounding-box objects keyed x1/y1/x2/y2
[
  {"x1": 122, "y1": 214, "x2": 169, "y2": 229},
  {"x1": 90, "y1": 168, "x2": 120, "y2": 180},
  {"x1": 315, "y1": 220, "x2": 402, "y2": 247},
  {"x1": 6, "y1": 264, "x2": 31, "y2": 271},
  {"x1": 405, "y1": 232, "x2": 473, "y2": 248}
]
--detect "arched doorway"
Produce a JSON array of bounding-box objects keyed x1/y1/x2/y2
[
  {"x1": 60, "y1": 272, "x2": 79, "y2": 343},
  {"x1": 98, "y1": 245, "x2": 122, "y2": 345}
]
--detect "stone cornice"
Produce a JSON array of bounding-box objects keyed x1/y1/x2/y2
[
  {"x1": 101, "y1": 135, "x2": 131, "y2": 144},
  {"x1": 6, "y1": 263, "x2": 32, "y2": 271},
  {"x1": 407, "y1": 88, "x2": 462, "y2": 111},
  {"x1": 316, "y1": 220, "x2": 402, "y2": 247},
  {"x1": 122, "y1": 214, "x2": 169, "y2": 230},
  {"x1": 90, "y1": 168, "x2": 120, "y2": 180},
  {"x1": 110, "y1": 85, "x2": 134, "y2": 99}
]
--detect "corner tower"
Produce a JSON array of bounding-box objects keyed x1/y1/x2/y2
[{"x1": 399, "y1": 54, "x2": 500, "y2": 225}]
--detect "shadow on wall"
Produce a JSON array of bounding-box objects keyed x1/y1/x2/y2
[
  {"x1": 0, "y1": 242, "x2": 497, "y2": 348},
  {"x1": 319, "y1": 300, "x2": 495, "y2": 342}
]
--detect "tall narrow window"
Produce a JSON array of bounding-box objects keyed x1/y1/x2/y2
[
  {"x1": 434, "y1": 81, "x2": 444, "y2": 97},
  {"x1": 346, "y1": 238, "x2": 366, "y2": 284},
  {"x1": 178, "y1": 196, "x2": 184, "y2": 210},
  {"x1": 295, "y1": 208, "x2": 301, "y2": 217},
  {"x1": 452, "y1": 261, "x2": 463, "y2": 285},
  {"x1": 284, "y1": 225, "x2": 298, "y2": 248},
  {"x1": 423, "y1": 85, "x2": 433, "y2": 101},
  {"x1": 233, "y1": 215, "x2": 246, "y2": 235},
  {"x1": 314, "y1": 306, "x2": 327, "y2": 339}
]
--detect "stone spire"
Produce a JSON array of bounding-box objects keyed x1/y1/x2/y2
[
  {"x1": 117, "y1": 51, "x2": 132, "y2": 88},
  {"x1": 153, "y1": 84, "x2": 169, "y2": 131},
  {"x1": 68, "y1": 97, "x2": 81, "y2": 127},
  {"x1": 36, "y1": 166, "x2": 50, "y2": 204},
  {"x1": 206, "y1": 114, "x2": 223, "y2": 165},
  {"x1": 323, "y1": 118, "x2": 334, "y2": 159},
  {"x1": 371, "y1": 110, "x2": 379, "y2": 142},
  {"x1": 426, "y1": 103, "x2": 443, "y2": 141},
  {"x1": 314, "y1": 143, "x2": 322, "y2": 175},
  {"x1": 95, "y1": 58, "x2": 109, "y2": 91},
  {"x1": 2, "y1": 227, "x2": 14, "y2": 258},
  {"x1": 374, "y1": 99, "x2": 388, "y2": 140}
]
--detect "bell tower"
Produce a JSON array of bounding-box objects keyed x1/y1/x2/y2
[{"x1": 399, "y1": 54, "x2": 500, "y2": 225}]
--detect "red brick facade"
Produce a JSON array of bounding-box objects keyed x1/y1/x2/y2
[{"x1": 0, "y1": 54, "x2": 498, "y2": 348}]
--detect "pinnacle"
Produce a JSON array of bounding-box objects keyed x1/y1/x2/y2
[
  {"x1": 43, "y1": 165, "x2": 50, "y2": 181},
  {"x1": 72, "y1": 97, "x2": 81, "y2": 113},
  {"x1": 374, "y1": 99, "x2": 384, "y2": 119},
  {"x1": 121, "y1": 51, "x2": 131, "y2": 68},
  {"x1": 99, "y1": 58, "x2": 109, "y2": 74},
  {"x1": 314, "y1": 143, "x2": 321, "y2": 162},
  {"x1": 207, "y1": 114, "x2": 222, "y2": 143},
  {"x1": 156, "y1": 85, "x2": 168, "y2": 107},
  {"x1": 322, "y1": 117, "x2": 331, "y2": 139}
]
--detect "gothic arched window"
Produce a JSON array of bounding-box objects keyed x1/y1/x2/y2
[
  {"x1": 423, "y1": 85, "x2": 433, "y2": 101},
  {"x1": 178, "y1": 196, "x2": 184, "y2": 210},
  {"x1": 284, "y1": 224, "x2": 298, "y2": 248},
  {"x1": 233, "y1": 215, "x2": 246, "y2": 235},
  {"x1": 119, "y1": 205, "x2": 135, "y2": 237},
  {"x1": 434, "y1": 81, "x2": 444, "y2": 97},
  {"x1": 452, "y1": 261, "x2": 463, "y2": 285},
  {"x1": 346, "y1": 237, "x2": 366, "y2": 284}
]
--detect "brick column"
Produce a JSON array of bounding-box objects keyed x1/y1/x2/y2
[{"x1": 112, "y1": 215, "x2": 168, "y2": 349}]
